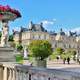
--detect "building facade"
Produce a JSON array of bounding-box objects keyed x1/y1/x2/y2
[
  {"x1": 13, "y1": 21, "x2": 50, "y2": 46},
  {"x1": 13, "y1": 21, "x2": 80, "y2": 58}
]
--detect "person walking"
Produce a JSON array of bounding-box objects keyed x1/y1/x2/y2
[
  {"x1": 63, "y1": 58, "x2": 66, "y2": 64},
  {"x1": 67, "y1": 57, "x2": 70, "y2": 64}
]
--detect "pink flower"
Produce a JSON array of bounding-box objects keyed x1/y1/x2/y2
[{"x1": 0, "y1": 5, "x2": 21, "y2": 18}]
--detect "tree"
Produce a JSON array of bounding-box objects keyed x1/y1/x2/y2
[
  {"x1": 50, "y1": 52, "x2": 58, "y2": 60},
  {"x1": 0, "y1": 31, "x2": 2, "y2": 40},
  {"x1": 72, "y1": 50, "x2": 76, "y2": 60},
  {"x1": 55, "y1": 47, "x2": 64, "y2": 55},
  {"x1": 8, "y1": 34, "x2": 14, "y2": 41},
  {"x1": 49, "y1": 47, "x2": 64, "y2": 60},
  {"x1": 16, "y1": 44, "x2": 23, "y2": 52},
  {"x1": 28, "y1": 40, "x2": 52, "y2": 60}
]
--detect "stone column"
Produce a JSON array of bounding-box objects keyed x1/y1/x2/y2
[
  {"x1": 3, "y1": 67, "x2": 8, "y2": 80},
  {"x1": 1, "y1": 20, "x2": 9, "y2": 47}
]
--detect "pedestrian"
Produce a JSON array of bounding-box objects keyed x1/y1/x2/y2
[
  {"x1": 56, "y1": 56, "x2": 59, "y2": 60},
  {"x1": 67, "y1": 57, "x2": 70, "y2": 64},
  {"x1": 78, "y1": 58, "x2": 80, "y2": 64},
  {"x1": 63, "y1": 58, "x2": 66, "y2": 64},
  {"x1": 30, "y1": 62, "x2": 33, "y2": 66}
]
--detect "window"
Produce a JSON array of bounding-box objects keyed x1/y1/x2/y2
[
  {"x1": 32, "y1": 35, "x2": 34, "y2": 39},
  {"x1": 44, "y1": 35, "x2": 46, "y2": 39},
  {"x1": 55, "y1": 44, "x2": 57, "y2": 47},
  {"x1": 64, "y1": 44, "x2": 66, "y2": 48},
  {"x1": 38, "y1": 35, "x2": 41, "y2": 39},
  {"x1": 77, "y1": 46, "x2": 79, "y2": 48},
  {"x1": 69, "y1": 44, "x2": 71, "y2": 48}
]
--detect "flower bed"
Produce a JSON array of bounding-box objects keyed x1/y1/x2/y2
[{"x1": 0, "y1": 5, "x2": 21, "y2": 18}]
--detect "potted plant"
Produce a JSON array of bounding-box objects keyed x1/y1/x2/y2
[{"x1": 28, "y1": 40, "x2": 52, "y2": 67}]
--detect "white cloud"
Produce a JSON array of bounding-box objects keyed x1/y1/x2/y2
[
  {"x1": 71, "y1": 27, "x2": 80, "y2": 34},
  {"x1": 42, "y1": 20, "x2": 54, "y2": 25},
  {"x1": 41, "y1": 19, "x2": 56, "y2": 27},
  {"x1": 12, "y1": 27, "x2": 21, "y2": 32},
  {"x1": 53, "y1": 18, "x2": 57, "y2": 22}
]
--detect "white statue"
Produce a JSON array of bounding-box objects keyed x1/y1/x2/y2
[
  {"x1": 1, "y1": 21, "x2": 9, "y2": 47},
  {"x1": 23, "y1": 47, "x2": 28, "y2": 58}
]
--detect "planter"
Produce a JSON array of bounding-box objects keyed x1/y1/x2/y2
[
  {"x1": 15, "y1": 54, "x2": 23, "y2": 64},
  {"x1": 33, "y1": 59, "x2": 47, "y2": 68}
]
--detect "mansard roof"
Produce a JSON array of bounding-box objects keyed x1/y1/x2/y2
[
  {"x1": 28, "y1": 21, "x2": 47, "y2": 32},
  {"x1": 20, "y1": 27, "x2": 28, "y2": 32},
  {"x1": 69, "y1": 31, "x2": 77, "y2": 37},
  {"x1": 59, "y1": 28, "x2": 65, "y2": 35},
  {"x1": 49, "y1": 31, "x2": 57, "y2": 36},
  {"x1": 17, "y1": 21, "x2": 47, "y2": 33},
  {"x1": 13, "y1": 31, "x2": 19, "y2": 35}
]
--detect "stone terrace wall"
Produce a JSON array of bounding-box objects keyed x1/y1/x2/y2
[
  {"x1": 0, "y1": 63, "x2": 80, "y2": 80},
  {"x1": 15, "y1": 65, "x2": 80, "y2": 80}
]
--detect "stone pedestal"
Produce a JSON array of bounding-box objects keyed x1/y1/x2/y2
[{"x1": 0, "y1": 47, "x2": 15, "y2": 62}]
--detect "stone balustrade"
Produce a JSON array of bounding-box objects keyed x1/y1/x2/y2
[{"x1": 0, "y1": 63, "x2": 80, "y2": 80}]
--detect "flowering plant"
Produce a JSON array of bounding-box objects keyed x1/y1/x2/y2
[{"x1": 0, "y1": 5, "x2": 21, "y2": 18}]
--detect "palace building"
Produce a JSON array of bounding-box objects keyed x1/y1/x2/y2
[{"x1": 13, "y1": 21, "x2": 80, "y2": 58}]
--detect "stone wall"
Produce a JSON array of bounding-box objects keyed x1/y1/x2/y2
[
  {"x1": 15, "y1": 65, "x2": 80, "y2": 80},
  {"x1": 1, "y1": 63, "x2": 80, "y2": 80}
]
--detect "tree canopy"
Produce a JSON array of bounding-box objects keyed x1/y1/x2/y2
[
  {"x1": 8, "y1": 34, "x2": 14, "y2": 41},
  {"x1": 28, "y1": 40, "x2": 52, "y2": 60},
  {"x1": 55, "y1": 47, "x2": 64, "y2": 55},
  {"x1": 16, "y1": 44, "x2": 23, "y2": 51}
]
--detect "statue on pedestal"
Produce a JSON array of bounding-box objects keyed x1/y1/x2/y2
[
  {"x1": 0, "y1": 5, "x2": 21, "y2": 47},
  {"x1": 0, "y1": 5, "x2": 21, "y2": 62},
  {"x1": 1, "y1": 21, "x2": 9, "y2": 47}
]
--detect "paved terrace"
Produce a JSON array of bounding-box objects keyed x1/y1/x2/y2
[
  {"x1": 47, "y1": 59, "x2": 80, "y2": 69},
  {"x1": 24, "y1": 59, "x2": 80, "y2": 69}
]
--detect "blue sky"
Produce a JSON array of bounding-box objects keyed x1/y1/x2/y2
[{"x1": 0, "y1": 0, "x2": 80, "y2": 34}]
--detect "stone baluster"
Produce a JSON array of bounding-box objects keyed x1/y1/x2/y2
[
  {"x1": 15, "y1": 70, "x2": 19, "y2": 80},
  {"x1": 0, "y1": 64, "x2": 3, "y2": 80},
  {"x1": 8, "y1": 68, "x2": 12, "y2": 80},
  {"x1": 20, "y1": 71, "x2": 23, "y2": 80},
  {"x1": 3, "y1": 67, "x2": 8, "y2": 80},
  {"x1": 22, "y1": 72, "x2": 28, "y2": 80},
  {"x1": 12, "y1": 69, "x2": 16, "y2": 80},
  {"x1": 29, "y1": 74, "x2": 31, "y2": 80},
  {"x1": 16, "y1": 70, "x2": 23, "y2": 80}
]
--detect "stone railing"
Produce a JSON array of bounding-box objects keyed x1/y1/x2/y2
[
  {"x1": 0, "y1": 62, "x2": 16, "y2": 80},
  {"x1": 0, "y1": 63, "x2": 80, "y2": 80}
]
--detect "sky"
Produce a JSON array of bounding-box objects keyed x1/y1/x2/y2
[{"x1": 0, "y1": 0, "x2": 80, "y2": 34}]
